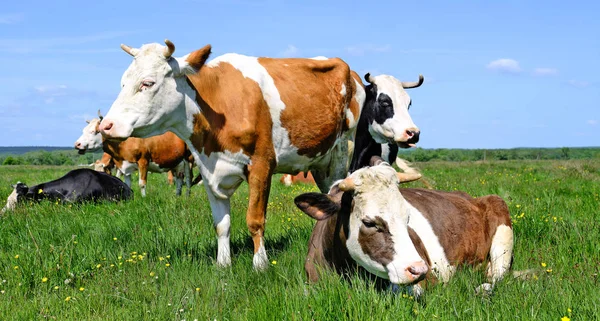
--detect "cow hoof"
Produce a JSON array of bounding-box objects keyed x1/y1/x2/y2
[
  {"x1": 475, "y1": 283, "x2": 494, "y2": 296},
  {"x1": 252, "y1": 252, "x2": 269, "y2": 272},
  {"x1": 216, "y1": 256, "x2": 232, "y2": 268}
]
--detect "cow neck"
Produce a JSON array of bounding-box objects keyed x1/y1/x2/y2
[
  {"x1": 185, "y1": 66, "x2": 225, "y2": 157},
  {"x1": 348, "y1": 86, "x2": 397, "y2": 173}
]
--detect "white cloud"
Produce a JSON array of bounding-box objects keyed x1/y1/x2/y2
[
  {"x1": 0, "y1": 13, "x2": 23, "y2": 24},
  {"x1": 587, "y1": 120, "x2": 598, "y2": 126},
  {"x1": 568, "y1": 79, "x2": 590, "y2": 88},
  {"x1": 345, "y1": 44, "x2": 391, "y2": 56},
  {"x1": 486, "y1": 58, "x2": 521, "y2": 74},
  {"x1": 280, "y1": 45, "x2": 299, "y2": 57},
  {"x1": 533, "y1": 67, "x2": 558, "y2": 76}
]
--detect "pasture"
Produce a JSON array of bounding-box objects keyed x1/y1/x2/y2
[{"x1": 0, "y1": 160, "x2": 598, "y2": 320}]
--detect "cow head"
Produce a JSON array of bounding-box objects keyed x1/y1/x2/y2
[
  {"x1": 74, "y1": 110, "x2": 104, "y2": 154},
  {"x1": 2, "y1": 182, "x2": 28, "y2": 213},
  {"x1": 294, "y1": 157, "x2": 427, "y2": 285},
  {"x1": 98, "y1": 39, "x2": 212, "y2": 140},
  {"x1": 363, "y1": 73, "x2": 423, "y2": 148}
]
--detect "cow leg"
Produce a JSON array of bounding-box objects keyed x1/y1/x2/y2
[
  {"x1": 476, "y1": 224, "x2": 513, "y2": 295},
  {"x1": 138, "y1": 160, "x2": 148, "y2": 197},
  {"x1": 184, "y1": 159, "x2": 192, "y2": 197},
  {"x1": 204, "y1": 186, "x2": 232, "y2": 267},
  {"x1": 246, "y1": 157, "x2": 275, "y2": 271},
  {"x1": 124, "y1": 173, "x2": 132, "y2": 187},
  {"x1": 175, "y1": 173, "x2": 183, "y2": 196}
]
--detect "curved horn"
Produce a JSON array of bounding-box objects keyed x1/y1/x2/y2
[
  {"x1": 164, "y1": 39, "x2": 175, "y2": 58},
  {"x1": 97, "y1": 109, "x2": 103, "y2": 121},
  {"x1": 401, "y1": 75, "x2": 424, "y2": 89},
  {"x1": 120, "y1": 43, "x2": 138, "y2": 57},
  {"x1": 364, "y1": 72, "x2": 376, "y2": 84},
  {"x1": 338, "y1": 177, "x2": 356, "y2": 191},
  {"x1": 397, "y1": 171, "x2": 422, "y2": 183}
]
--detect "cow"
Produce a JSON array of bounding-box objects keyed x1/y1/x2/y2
[
  {"x1": 96, "y1": 40, "x2": 421, "y2": 271},
  {"x1": 294, "y1": 156, "x2": 513, "y2": 297},
  {"x1": 75, "y1": 115, "x2": 195, "y2": 197},
  {"x1": 279, "y1": 172, "x2": 315, "y2": 186},
  {"x1": 2, "y1": 168, "x2": 133, "y2": 213},
  {"x1": 349, "y1": 73, "x2": 424, "y2": 173}
]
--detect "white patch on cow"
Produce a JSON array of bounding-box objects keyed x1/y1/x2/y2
[
  {"x1": 381, "y1": 144, "x2": 390, "y2": 161},
  {"x1": 347, "y1": 78, "x2": 366, "y2": 132},
  {"x1": 2, "y1": 188, "x2": 18, "y2": 213},
  {"x1": 405, "y1": 202, "x2": 455, "y2": 282},
  {"x1": 204, "y1": 184, "x2": 232, "y2": 267},
  {"x1": 75, "y1": 119, "x2": 103, "y2": 153},
  {"x1": 340, "y1": 83, "x2": 347, "y2": 96},
  {"x1": 487, "y1": 224, "x2": 513, "y2": 283},
  {"x1": 343, "y1": 164, "x2": 426, "y2": 284},
  {"x1": 368, "y1": 75, "x2": 418, "y2": 144},
  {"x1": 119, "y1": 160, "x2": 138, "y2": 176},
  {"x1": 253, "y1": 238, "x2": 269, "y2": 271}
]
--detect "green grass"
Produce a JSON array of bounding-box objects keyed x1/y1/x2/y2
[{"x1": 0, "y1": 160, "x2": 598, "y2": 320}]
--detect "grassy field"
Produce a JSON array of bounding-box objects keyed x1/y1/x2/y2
[{"x1": 0, "y1": 160, "x2": 598, "y2": 320}]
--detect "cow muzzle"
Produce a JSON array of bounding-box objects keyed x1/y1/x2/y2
[
  {"x1": 395, "y1": 128, "x2": 420, "y2": 148},
  {"x1": 387, "y1": 260, "x2": 429, "y2": 285},
  {"x1": 98, "y1": 119, "x2": 130, "y2": 141}
]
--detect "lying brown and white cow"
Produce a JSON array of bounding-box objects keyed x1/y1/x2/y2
[
  {"x1": 75, "y1": 116, "x2": 195, "y2": 197},
  {"x1": 96, "y1": 40, "x2": 422, "y2": 270},
  {"x1": 294, "y1": 157, "x2": 513, "y2": 296}
]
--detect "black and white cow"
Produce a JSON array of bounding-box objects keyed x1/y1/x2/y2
[
  {"x1": 2, "y1": 168, "x2": 133, "y2": 213},
  {"x1": 349, "y1": 73, "x2": 423, "y2": 173},
  {"x1": 295, "y1": 157, "x2": 513, "y2": 297}
]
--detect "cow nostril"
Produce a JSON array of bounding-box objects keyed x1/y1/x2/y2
[
  {"x1": 407, "y1": 130, "x2": 420, "y2": 144},
  {"x1": 406, "y1": 130, "x2": 414, "y2": 138},
  {"x1": 406, "y1": 262, "x2": 428, "y2": 280}
]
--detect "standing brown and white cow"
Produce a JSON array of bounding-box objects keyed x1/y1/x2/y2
[
  {"x1": 294, "y1": 157, "x2": 514, "y2": 296},
  {"x1": 75, "y1": 117, "x2": 195, "y2": 197},
  {"x1": 97, "y1": 40, "x2": 419, "y2": 270}
]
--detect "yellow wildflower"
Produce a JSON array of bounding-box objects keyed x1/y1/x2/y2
[
  {"x1": 14, "y1": 255, "x2": 19, "y2": 259},
  {"x1": 79, "y1": 287, "x2": 84, "y2": 292},
  {"x1": 541, "y1": 262, "x2": 547, "y2": 267},
  {"x1": 38, "y1": 189, "x2": 43, "y2": 194},
  {"x1": 159, "y1": 257, "x2": 164, "y2": 261},
  {"x1": 54, "y1": 286, "x2": 59, "y2": 290},
  {"x1": 149, "y1": 272, "x2": 155, "y2": 277},
  {"x1": 96, "y1": 264, "x2": 101, "y2": 269},
  {"x1": 166, "y1": 255, "x2": 170, "y2": 259},
  {"x1": 546, "y1": 269, "x2": 552, "y2": 273},
  {"x1": 271, "y1": 260, "x2": 277, "y2": 265},
  {"x1": 561, "y1": 317, "x2": 570, "y2": 321},
  {"x1": 113, "y1": 237, "x2": 117, "y2": 241},
  {"x1": 567, "y1": 308, "x2": 572, "y2": 314},
  {"x1": 42, "y1": 277, "x2": 48, "y2": 283},
  {"x1": 196, "y1": 287, "x2": 201, "y2": 292},
  {"x1": 165, "y1": 263, "x2": 170, "y2": 267},
  {"x1": 13, "y1": 266, "x2": 18, "y2": 270},
  {"x1": 64, "y1": 296, "x2": 71, "y2": 302}
]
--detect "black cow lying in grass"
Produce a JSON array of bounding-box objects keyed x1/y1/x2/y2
[{"x1": 2, "y1": 168, "x2": 133, "y2": 213}]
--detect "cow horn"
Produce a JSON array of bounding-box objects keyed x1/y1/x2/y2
[
  {"x1": 401, "y1": 75, "x2": 424, "y2": 89},
  {"x1": 85, "y1": 120, "x2": 91, "y2": 124},
  {"x1": 364, "y1": 73, "x2": 376, "y2": 84},
  {"x1": 396, "y1": 171, "x2": 422, "y2": 183},
  {"x1": 338, "y1": 177, "x2": 356, "y2": 191},
  {"x1": 97, "y1": 109, "x2": 103, "y2": 121},
  {"x1": 120, "y1": 43, "x2": 138, "y2": 57},
  {"x1": 164, "y1": 39, "x2": 175, "y2": 58}
]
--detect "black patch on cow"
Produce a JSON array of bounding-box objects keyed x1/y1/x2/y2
[{"x1": 348, "y1": 83, "x2": 401, "y2": 173}]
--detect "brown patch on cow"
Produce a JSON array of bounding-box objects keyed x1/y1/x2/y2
[
  {"x1": 401, "y1": 188, "x2": 511, "y2": 268},
  {"x1": 258, "y1": 57, "x2": 355, "y2": 158},
  {"x1": 357, "y1": 215, "x2": 395, "y2": 266},
  {"x1": 280, "y1": 172, "x2": 315, "y2": 185}
]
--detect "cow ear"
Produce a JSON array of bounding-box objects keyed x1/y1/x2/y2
[
  {"x1": 178, "y1": 44, "x2": 212, "y2": 75},
  {"x1": 294, "y1": 192, "x2": 340, "y2": 221}
]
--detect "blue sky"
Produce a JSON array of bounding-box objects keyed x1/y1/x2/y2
[{"x1": 0, "y1": 0, "x2": 598, "y2": 148}]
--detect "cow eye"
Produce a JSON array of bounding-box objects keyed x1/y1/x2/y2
[
  {"x1": 362, "y1": 218, "x2": 377, "y2": 229},
  {"x1": 380, "y1": 101, "x2": 391, "y2": 108},
  {"x1": 140, "y1": 80, "x2": 156, "y2": 90}
]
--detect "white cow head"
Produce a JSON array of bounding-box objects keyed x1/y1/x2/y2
[
  {"x1": 74, "y1": 110, "x2": 104, "y2": 154},
  {"x1": 363, "y1": 73, "x2": 423, "y2": 148},
  {"x1": 295, "y1": 157, "x2": 428, "y2": 285},
  {"x1": 99, "y1": 40, "x2": 212, "y2": 140}
]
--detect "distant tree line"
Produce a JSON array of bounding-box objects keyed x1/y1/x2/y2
[
  {"x1": 0, "y1": 149, "x2": 103, "y2": 166},
  {"x1": 1, "y1": 147, "x2": 598, "y2": 166},
  {"x1": 398, "y1": 147, "x2": 600, "y2": 162}
]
